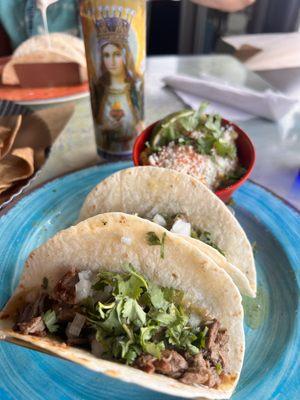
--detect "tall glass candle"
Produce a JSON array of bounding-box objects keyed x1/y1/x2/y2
[{"x1": 80, "y1": 0, "x2": 145, "y2": 160}]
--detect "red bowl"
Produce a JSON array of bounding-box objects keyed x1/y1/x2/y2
[{"x1": 133, "y1": 118, "x2": 256, "y2": 203}]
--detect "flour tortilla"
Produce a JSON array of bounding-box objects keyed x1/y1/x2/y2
[
  {"x1": 78, "y1": 167, "x2": 256, "y2": 296},
  {"x1": 183, "y1": 236, "x2": 254, "y2": 297},
  {"x1": 0, "y1": 213, "x2": 244, "y2": 399},
  {"x1": 2, "y1": 33, "x2": 87, "y2": 85},
  {"x1": 14, "y1": 33, "x2": 86, "y2": 65}
]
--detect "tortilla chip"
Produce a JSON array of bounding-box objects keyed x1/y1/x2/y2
[
  {"x1": 0, "y1": 115, "x2": 22, "y2": 159},
  {"x1": 0, "y1": 183, "x2": 11, "y2": 195},
  {"x1": 34, "y1": 148, "x2": 46, "y2": 169},
  {"x1": 0, "y1": 128, "x2": 10, "y2": 149},
  {"x1": 0, "y1": 147, "x2": 34, "y2": 193}
]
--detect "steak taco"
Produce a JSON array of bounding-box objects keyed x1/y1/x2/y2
[
  {"x1": 0, "y1": 213, "x2": 244, "y2": 399},
  {"x1": 78, "y1": 167, "x2": 256, "y2": 297}
]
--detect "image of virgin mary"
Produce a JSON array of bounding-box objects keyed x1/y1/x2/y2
[{"x1": 90, "y1": 7, "x2": 144, "y2": 156}]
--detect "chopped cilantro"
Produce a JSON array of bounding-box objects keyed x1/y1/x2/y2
[
  {"x1": 43, "y1": 310, "x2": 59, "y2": 333},
  {"x1": 118, "y1": 273, "x2": 146, "y2": 299},
  {"x1": 146, "y1": 231, "x2": 167, "y2": 259},
  {"x1": 163, "y1": 287, "x2": 184, "y2": 304},
  {"x1": 252, "y1": 241, "x2": 257, "y2": 255},
  {"x1": 122, "y1": 298, "x2": 146, "y2": 326},
  {"x1": 140, "y1": 326, "x2": 164, "y2": 358},
  {"x1": 204, "y1": 114, "x2": 223, "y2": 140},
  {"x1": 86, "y1": 266, "x2": 209, "y2": 365},
  {"x1": 144, "y1": 341, "x2": 165, "y2": 359},
  {"x1": 214, "y1": 141, "x2": 236, "y2": 159},
  {"x1": 146, "y1": 231, "x2": 161, "y2": 245},
  {"x1": 180, "y1": 103, "x2": 208, "y2": 132},
  {"x1": 216, "y1": 362, "x2": 223, "y2": 375},
  {"x1": 191, "y1": 228, "x2": 225, "y2": 256},
  {"x1": 98, "y1": 307, "x2": 123, "y2": 335},
  {"x1": 148, "y1": 282, "x2": 168, "y2": 309},
  {"x1": 195, "y1": 134, "x2": 215, "y2": 155},
  {"x1": 163, "y1": 125, "x2": 179, "y2": 142},
  {"x1": 199, "y1": 326, "x2": 209, "y2": 349},
  {"x1": 218, "y1": 166, "x2": 247, "y2": 189},
  {"x1": 160, "y1": 232, "x2": 166, "y2": 259},
  {"x1": 96, "y1": 301, "x2": 115, "y2": 319}
]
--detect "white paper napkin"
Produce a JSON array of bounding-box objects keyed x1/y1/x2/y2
[
  {"x1": 174, "y1": 89, "x2": 253, "y2": 121},
  {"x1": 163, "y1": 74, "x2": 298, "y2": 121}
]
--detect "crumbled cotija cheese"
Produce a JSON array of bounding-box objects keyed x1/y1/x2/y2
[
  {"x1": 148, "y1": 143, "x2": 217, "y2": 188},
  {"x1": 148, "y1": 143, "x2": 237, "y2": 190}
]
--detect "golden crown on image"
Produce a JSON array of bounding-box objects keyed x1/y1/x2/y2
[{"x1": 85, "y1": 5, "x2": 136, "y2": 44}]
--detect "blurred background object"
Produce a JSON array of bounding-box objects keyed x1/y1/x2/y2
[
  {"x1": 147, "y1": 0, "x2": 300, "y2": 56},
  {"x1": 1, "y1": 1, "x2": 299, "y2": 60},
  {"x1": 146, "y1": 0, "x2": 300, "y2": 98},
  {"x1": 0, "y1": 100, "x2": 74, "y2": 208},
  {"x1": 0, "y1": 0, "x2": 81, "y2": 51},
  {"x1": 223, "y1": 33, "x2": 300, "y2": 97},
  {"x1": 0, "y1": 1, "x2": 89, "y2": 104}
]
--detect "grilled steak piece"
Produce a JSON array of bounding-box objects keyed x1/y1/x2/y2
[
  {"x1": 153, "y1": 350, "x2": 188, "y2": 378},
  {"x1": 52, "y1": 269, "x2": 79, "y2": 304},
  {"x1": 135, "y1": 354, "x2": 156, "y2": 374},
  {"x1": 15, "y1": 316, "x2": 46, "y2": 336},
  {"x1": 180, "y1": 368, "x2": 211, "y2": 386},
  {"x1": 17, "y1": 293, "x2": 48, "y2": 324},
  {"x1": 207, "y1": 320, "x2": 221, "y2": 351}
]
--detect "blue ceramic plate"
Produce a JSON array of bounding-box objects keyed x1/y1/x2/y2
[{"x1": 0, "y1": 162, "x2": 299, "y2": 400}]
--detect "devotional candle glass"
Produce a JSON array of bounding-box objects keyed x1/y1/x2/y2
[{"x1": 80, "y1": 0, "x2": 146, "y2": 160}]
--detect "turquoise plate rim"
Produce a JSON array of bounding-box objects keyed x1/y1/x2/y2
[
  {"x1": 1, "y1": 162, "x2": 299, "y2": 218},
  {"x1": 0, "y1": 161, "x2": 299, "y2": 400}
]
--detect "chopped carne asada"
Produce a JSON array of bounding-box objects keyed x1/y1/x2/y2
[
  {"x1": 52, "y1": 269, "x2": 79, "y2": 304},
  {"x1": 16, "y1": 316, "x2": 46, "y2": 336},
  {"x1": 153, "y1": 350, "x2": 188, "y2": 378},
  {"x1": 13, "y1": 265, "x2": 230, "y2": 388}
]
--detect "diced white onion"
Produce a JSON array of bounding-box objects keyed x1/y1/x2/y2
[
  {"x1": 148, "y1": 206, "x2": 159, "y2": 218},
  {"x1": 153, "y1": 213, "x2": 167, "y2": 227},
  {"x1": 189, "y1": 312, "x2": 201, "y2": 328},
  {"x1": 121, "y1": 236, "x2": 132, "y2": 245},
  {"x1": 67, "y1": 313, "x2": 86, "y2": 337},
  {"x1": 76, "y1": 270, "x2": 92, "y2": 302},
  {"x1": 170, "y1": 219, "x2": 191, "y2": 237},
  {"x1": 79, "y1": 270, "x2": 92, "y2": 281}
]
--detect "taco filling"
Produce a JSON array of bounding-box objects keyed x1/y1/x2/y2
[
  {"x1": 13, "y1": 265, "x2": 230, "y2": 388},
  {"x1": 149, "y1": 213, "x2": 225, "y2": 255}
]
